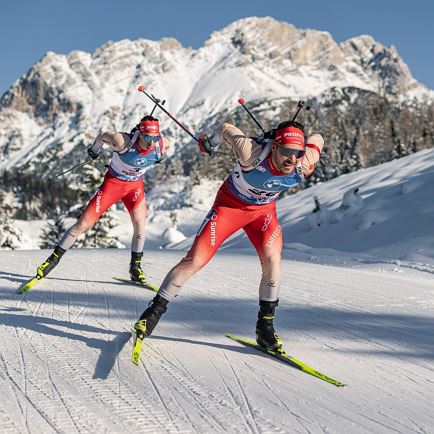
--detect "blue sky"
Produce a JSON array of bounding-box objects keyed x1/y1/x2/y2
[{"x1": 1, "y1": 0, "x2": 432, "y2": 96}]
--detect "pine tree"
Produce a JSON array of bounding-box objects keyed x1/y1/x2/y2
[
  {"x1": 73, "y1": 165, "x2": 122, "y2": 249},
  {"x1": 39, "y1": 207, "x2": 67, "y2": 248},
  {"x1": 0, "y1": 192, "x2": 22, "y2": 250}
]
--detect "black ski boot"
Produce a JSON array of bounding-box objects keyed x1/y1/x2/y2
[
  {"x1": 256, "y1": 299, "x2": 283, "y2": 351},
  {"x1": 133, "y1": 294, "x2": 169, "y2": 338},
  {"x1": 37, "y1": 246, "x2": 66, "y2": 278},
  {"x1": 129, "y1": 251, "x2": 146, "y2": 283}
]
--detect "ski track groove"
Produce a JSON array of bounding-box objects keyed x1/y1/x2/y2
[
  {"x1": 258, "y1": 377, "x2": 312, "y2": 434},
  {"x1": 38, "y1": 316, "x2": 82, "y2": 434},
  {"x1": 0, "y1": 341, "x2": 61, "y2": 433},
  {"x1": 9, "y1": 323, "x2": 92, "y2": 432},
  {"x1": 15, "y1": 328, "x2": 29, "y2": 430},
  {"x1": 7, "y1": 296, "x2": 170, "y2": 431},
  {"x1": 27, "y1": 331, "x2": 163, "y2": 431},
  {"x1": 211, "y1": 354, "x2": 258, "y2": 433},
  {"x1": 145, "y1": 346, "x2": 228, "y2": 432},
  {"x1": 142, "y1": 340, "x2": 251, "y2": 432},
  {"x1": 3, "y1": 251, "x2": 433, "y2": 433},
  {"x1": 225, "y1": 352, "x2": 260, "y2": 434},
  {"x1": 241, "y1": 360, "x2": 330, "y2": 434},
  {"x1": 0, "y1": 343, "x2": 29, "y2": 433},
  {"x1": 140, "y1": 356, "x2": 179, "y2": 429}
]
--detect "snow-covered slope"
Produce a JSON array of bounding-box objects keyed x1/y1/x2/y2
[
  {"x1": 1, "y1": 146, "x2": 434, "y2": 432},
  {"x1": 1, "y1": 247, "x2": 433, "y2": 433}
]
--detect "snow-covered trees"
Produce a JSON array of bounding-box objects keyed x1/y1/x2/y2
[
  {"x1": 39, "y1": 208, "x2": 67, "y2": 248},
  {"x1": 73, "y1": 166, "x2": 123, "y2": 249},
  {"x1": 0, "y1": 191, "x2": 22, "y2": 249}
]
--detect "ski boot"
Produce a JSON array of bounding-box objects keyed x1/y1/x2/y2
[
  {"x1": 133, "y1": 294, "x2": 169, "y2": 338},
  {"x1": 256, "y1": 299, "x2": 283, "y2": 352},
  {"x1": 131, "y1": 295, "x2": 169, "y2": 364},
  {"x1": 129, "y1": 251, "x2": 147, "y2": 283},
  {"x1": 37, "y1": 246, "x2": 66, "y2": 278}
]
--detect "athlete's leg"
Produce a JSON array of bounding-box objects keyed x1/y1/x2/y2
[
  {"x1": 158, "y1": 206, "x2": 247, "y2": 301},
  {"x1": 244, "y1": 207, "x2": 283, "y2": 350},
  {"x1": 37, "y1": 176, "x2": 125, "y2": 278},
  {"x1": 123, "y1": 181, "x2": 147, "y2": 253},
  {"x1": 243, "y1": 207, "x2": 283, "y2": 301},
  {"x1": 123, "y1": 181, "x2": 147, "y2": 280},
  {"x1": 58, "y1": 177, "x2": 124, "y2": 250}
]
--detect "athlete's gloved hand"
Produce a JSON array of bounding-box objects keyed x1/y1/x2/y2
[
  {"x1": 198, "y1": 133, "x2": 221, "y2": 156},
  {"x1": 87, "y1": 147, "x2": 99, "y2": 160}
]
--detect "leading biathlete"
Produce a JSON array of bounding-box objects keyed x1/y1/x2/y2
[{"x1": 133, "y1": 119, "x2": 324, "y2": 350}]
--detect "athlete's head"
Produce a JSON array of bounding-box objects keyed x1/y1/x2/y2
[
  {"x1": 271, "y1": 121, "x2": 305, "y2": 174},
  {"x1": 139, "y1": 116, "x2": 161, "y2": 143}
]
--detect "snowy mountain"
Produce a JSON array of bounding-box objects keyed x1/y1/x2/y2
[
  {"x1": 0, "y1": 16, "x2": 433, "y2": 173},
  {"x1": 1, "y1": 146, "x2": 434, "y2": 432}
]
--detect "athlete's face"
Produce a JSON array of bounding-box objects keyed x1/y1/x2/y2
[
  {"x1": 138, "y1": 134, "x2": 158, "y2": 150},
  {"x1": 271, "y1": 144, "x2": 305, "y2": 174}
]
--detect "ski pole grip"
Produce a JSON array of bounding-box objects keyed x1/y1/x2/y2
[
  {"x1": 238, "y1": 98, "x2": 245, "y2": 105},
  {"x1": 138, "y1": 85, "x2": 145, "y2": 91}
]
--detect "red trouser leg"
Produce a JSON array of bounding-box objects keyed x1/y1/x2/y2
[
  {"x1": 121, "y1": 180, "x2": 147, "y2": 253},
  {"x1": 243, "y1": 206, "x2": 282, "y2": 301},
  {"x1": 59, "y1": 176, "x2": 144, "y2": 250},
  {"x1": 158, "y1": 204, "x2": 254, "y2": 301},
  {"x1": 158, "y1": 184, "x2": 280, "y2": 301}
]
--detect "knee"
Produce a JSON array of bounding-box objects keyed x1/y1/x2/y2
[
  {"x1": 261, "y1": 254, "x2": 281, "y2": 272},
  {"x1": 70, "y1": 220, "x2": 92, "y2": 236},
  {"x1": 179, "y1": 255, "x2": 207, "y2": 275},
  {"x1": 131, "y1": 212, "x2": 147, "y2": 229}
]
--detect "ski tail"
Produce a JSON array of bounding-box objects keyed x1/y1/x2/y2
[
  {"x1": 17, "y1": 276, "x2": 43, "y2": 294},
  {"x1": 226, "y1": 333, "x2": 346, "y2": 387},
  {"x1": 131, "y1": 320, "x2": 148, "y2": 365},
  {"x1": 131, "y1": 328, "x2": 144, "y2": 365}
]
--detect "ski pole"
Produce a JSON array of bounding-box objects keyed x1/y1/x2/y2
[
  {"x1": 49, "y1": 159, "x2": 93, "y2": 180},
  {"x1": 237, "y1": 98, "x2": 266, "y2": 134},
  {"x1": 137, "y1": 85, "x2": 198, "y2": 142},
  {"x1": 150, "y1": 96, "x2": 165, "y2": 116},
  {"x1": 291, "y1": 100, "x2": 311, "y2": 122}
]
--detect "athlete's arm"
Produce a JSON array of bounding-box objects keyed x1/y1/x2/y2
[
  {"x1": 215, "y1": 123, "x2": 263, "y2": 168},
  {"x1": 91, "y1": 132, "x2": 131, "y2": 154},
  {"x1": 301, "y1": 133, "x2": 324, "y2": 176}
]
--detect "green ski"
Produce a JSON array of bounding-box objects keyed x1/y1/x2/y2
[
  {"x1": 17, "y1": 276, "x2": 44, "y2": 294},
  {"x1": 227, "y1": 333, "x2": 346, "y2": 387},
  {"x1": 113, "y1": 277, "x2": 158, "y2": 293},
  {"x1": 131, "y1": 329, "x2": 144, "y2": 365},
  {"x1": 131, "y1": 319, "x2": 148, "y2": 365}
]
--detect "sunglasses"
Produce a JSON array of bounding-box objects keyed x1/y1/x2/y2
[
  {"x1": 277, "y1": 145, "x2": 305, "y2": 159},
  {"x1": 142, "y1": 134, "x2": 160, "y2": 142}
]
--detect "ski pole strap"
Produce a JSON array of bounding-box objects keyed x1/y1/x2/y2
[
  {"x1": 295, "y1": 161, "x2": 304, "y2": 179},
  {"x1": 240, "y1": 140, "x2": 273, "y2": 172},
  {"x1": 118, "y1": 130, "x2": 140, "y2": 155}
]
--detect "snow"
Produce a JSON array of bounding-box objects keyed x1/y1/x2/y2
[
  {"x1": 1, "y1": 249, "x2": 433, "y2": 432},
  {"x1": 1, "y1": 148, "x2": 434, "y2": 432}
]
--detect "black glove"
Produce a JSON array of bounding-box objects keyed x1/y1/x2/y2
[{"x1": 87, "y1": 147, "x2": 99, "y2": 160}]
